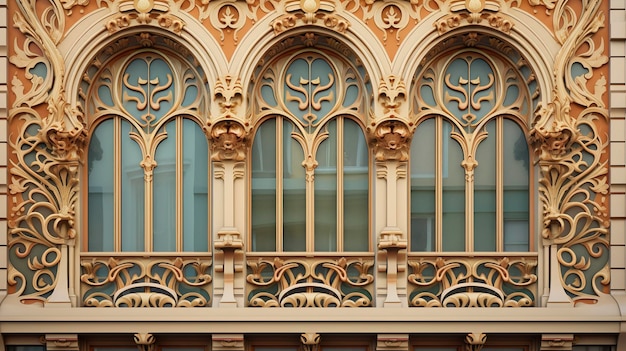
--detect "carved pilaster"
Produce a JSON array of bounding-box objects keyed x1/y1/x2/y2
[
  {"x1": 371, "y1": 121, "x2": 410, "y2": 307},
  {"x1": 300, "y1": 333, "x2": 321, "y2": 351},
  {"x1": 134, "y1": 333, "x2": 156, "y2": 351},
  {"x1": 45, "y1": 334, "x2": 79, "y2": 351},
  {"x1": 212, "y1": 334, "x2": 244, "y2": 351},
  {"x1": 211, "y1": 122, "x2": 247, "y2": 307},
  {"x1": 464, "y1": 333, "x2": 487, "y2": 351}
]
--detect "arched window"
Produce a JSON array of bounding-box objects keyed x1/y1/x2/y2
[
  {"x1": 250, "y1": 49, "x2": 370, "y2": 253},
  {"x1": 410, "y1": 47, "x2": 535, "y2": 253},
  {"x1": 86, "y1": 49, "x2": 209, "y2": 253}
]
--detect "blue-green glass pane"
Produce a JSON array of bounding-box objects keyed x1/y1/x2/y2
[
  {"x1": 343, "y1": 119, "x2": 368, "y2": 251},
  {"x1": 121, "y1": 120, "x2": 144, "y2": 251},
  {"x1": 411, "y1": 119, "x2": 436, "y2": 251},
  {"x1": 153, "y1": 122, "x2": 176, "y2": 252},
  {"x1": 315, "y1": 120, "x2": 338, "y2": 251},
  {"x1": 283, "y1": 120, "x2": 306, "y2": 251},
  {"x1": 442, "y1": 121, "x2": 465, "y2": 251},
  {"x1": 183, "y1": 119, "x2": 209, "y2": 252},
  {"x1": 251, "y1": 119, "x2": 277, "y2": 251},
  {"x1": 474, "y1": 121, "x2": 496, "y2": 251},
  {"x1": 503, "y1": 119, "x2": 529, "y2": 251},
  {"x1": 88, "y1": 119, "x2": 114, "y2": 251}
]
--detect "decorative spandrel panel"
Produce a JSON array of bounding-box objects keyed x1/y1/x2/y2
[
  {"x1": 81, "y1": 255, "x2": 212, "y2": 307},
  {"x1": 246, "y1": 255, "x2": 375, "y2": 307},
  {"x1": 408, "y1": 255, "x2": 538, "y2": 307}
]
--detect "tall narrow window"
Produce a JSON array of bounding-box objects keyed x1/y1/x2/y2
[
  {"x1": 86, "y1": 50, "x2": 209, "y2": 253},
  {"x1": 250, "y1": 49, "x2": 370, "y2": 253},
  {"x1": 410, "y1": 48, "x2": 533, "y2": 252}
]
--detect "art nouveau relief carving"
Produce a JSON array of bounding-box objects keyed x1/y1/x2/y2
[
  {"x1": 6, "y1": 0, "x2": 610, "y2": 309},
  {"x1": 80, "y1": 256, "x2": 212, "y2": 307},
  {"x1": 408, "y1": 256, "x2": 538, "y2": 307},
  {"x1": 105, "y1": 1, "x2": 185, "y2": 34},
  {"x1": 246, "y1": 256, "x2": 374, "y2": 307},
  {"x1": 210, "y1": 120, "x2": 247, "y2": 162},
  {"x1": 529, "y1": 0, "x2": 609, "y2": 302},
  {"x1": 8, "y1": 0, "x2": 88, "y2": 302},
  {"x1": 371, "y1": 120, "x2": 410, "y2": 162}
]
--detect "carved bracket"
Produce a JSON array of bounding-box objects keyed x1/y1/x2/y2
[
  {"x1": 465, "y1": 333, "x2": 487, "y2": 351},
  {"x1": 301, "y1": 333, "x2": 321, "y2": 351}
]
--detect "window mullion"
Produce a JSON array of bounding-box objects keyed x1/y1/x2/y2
[
  {"x1": 114, "y1": 117, "x2": 122, "y2": 252},
  {"x1": 276, "y1": 118, "x2": 284, "y2": 252},
  {"x1": 435, "y1": 117, "x2": 443, "y2": 251},
  {"x1": 337, "y1": 117, "x2": 344, "y2": 252},
  {"x1": 496, "y1": 117, "x2": 504, "y2": 251},
  {"x1": 176, "y1": 117, "x2": 183, "y2": 252}
]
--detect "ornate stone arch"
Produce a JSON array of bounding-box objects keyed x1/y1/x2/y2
[
  {"x1": 403, "y1": 0, "x2": 610, "y2": 305},
  {"x1": 62, "y1": 6, "x2": 227, "y2": 118}
]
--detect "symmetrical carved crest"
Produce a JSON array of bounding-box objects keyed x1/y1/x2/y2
[
  {"x1": 378, "y1": 75, "x2": 406, "y2": 119},
  {"x1": 215, "y1": 75, "x2": 244, "y2": 119},
  {"x1": 105, "y1": 2, "x2": 185, "y2": 35}
]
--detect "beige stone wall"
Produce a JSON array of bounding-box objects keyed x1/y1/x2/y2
[
  {"x1": 611, "y1": 1, "x2": 626, "y2": 293},
  {"x1": 0, "y1": 0, "x2": 7, "y2": 303}
]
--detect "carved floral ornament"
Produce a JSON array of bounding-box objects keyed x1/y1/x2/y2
[{"x1": 106, "y1": 0, "x2": 185, "y2": 34}]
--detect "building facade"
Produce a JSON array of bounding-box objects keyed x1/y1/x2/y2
[{"x1": 0, "y1": 0, "x2": 624, "y2": 350}]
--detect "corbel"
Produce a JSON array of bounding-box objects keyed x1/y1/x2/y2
[
  {"x1": 464, "y1": 333, "x2": 487, "y2": 351},
  {"x1": 45, "y1": 334, "x2": 79, "y2": 351},
  {"x1": 300, "y1": 333, "x2": 321, "y2": 351},
  {"x1": 376, "y1": 334, "x2": 408, "y2": 351},
  {"x1": 212, "y1": 334, "x2": 244, "y2": 351},
  {"x1": 540, "y1": 334, "x2": 573, "y2": 351}
]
